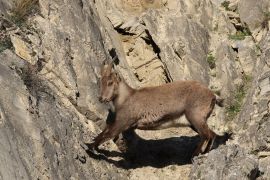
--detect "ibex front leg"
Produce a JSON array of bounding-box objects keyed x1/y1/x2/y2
[
  {"x1": 91, "y1": 117, "x2": 134, "y2": 150},
  {"x1": 90, "y1": 126, "x2": 111, "y2": 149}
]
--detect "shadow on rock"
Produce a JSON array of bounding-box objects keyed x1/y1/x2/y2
[
  {"x1": 85, "y1": 135, "x2": 200, "y2": 169},
  {"x1": 85, "y1": 131, "x2": 232, "y2": 169}
]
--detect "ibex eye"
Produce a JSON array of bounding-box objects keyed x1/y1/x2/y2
[{"x1": 107, "y1": 81, "x2": 113, "y2": 86}]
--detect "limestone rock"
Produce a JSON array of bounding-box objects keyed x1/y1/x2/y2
[
  {"x1": 231, "y1": 37, "x2": 257, "y2": 75},
  {"x1": 142, "y1": 9, "x2": 210, "y2": 84},
  {"x1": 190, "y1": 145, "x2": 259, "y2": 180},
  {"x1": 238, "y1": 0, "x2": 270, "y2": 42},
  {"x1": 10, "y1": 34, "x2": 36, "y2": 65},
  {"x1": 1, "y1": 0, "x2": 270, "y2": 179},
  {"x1": 258, "y1": 157, "x2": 270, "y2": 180},
  {"x1": 122, "y1": 34, "x2": 168, "y2": 86},
  {"x1": 0, "y1": 44, "x2": 125, "y2": 180},
  {"x1": 0, "y1": 0, "x2": 13, "y2": 16},
  {"x1": 215, "y1": 41, "x2": 241, "y2": 100}
]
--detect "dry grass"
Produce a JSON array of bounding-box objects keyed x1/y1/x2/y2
[
  {"x1": 11, "y1": 0, "x2": 39, "y2": 25},
  {"x1": 207, "y1": 52, "x2": 216, "y2": 69},
  {"x1": 228, "y1": 29, "x2": 251, "y2": 40},
  {"x1": 226, "y1": 74, "x2": 252, "y2": 120}
]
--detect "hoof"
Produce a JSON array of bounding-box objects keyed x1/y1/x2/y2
[{"x1": 81, "y1": 142, "x2": 99, "y2": 152}]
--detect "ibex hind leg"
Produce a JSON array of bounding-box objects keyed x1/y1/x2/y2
[
  {"x1": 204, "y1": 132, "x2": 216, "y2": 153},
  {"x1": 191, "y1": 123, "x2": 216, "y2": 156},
  {"x1": 202, "y1": 98, "x2": 217, "y2": 153},
  {"x1": 192, "y1": 137, "x2": 207, "y2": 157},
  {"x1": 185, "y1": 109, "x2": 216, "y2": 156}
]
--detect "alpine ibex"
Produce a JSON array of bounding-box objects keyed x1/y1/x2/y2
[{"x1": 91, "y1": 59, "x2": 224, "y2": 156}]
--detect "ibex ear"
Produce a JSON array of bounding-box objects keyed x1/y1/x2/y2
[
  {"x1": 101, "y1": 60, "x2": 113, "y2": 76},
  {"x1": 107, "y1": 61, "x2": 113, "y2": 71}
]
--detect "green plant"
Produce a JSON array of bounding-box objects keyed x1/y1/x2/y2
[
  {"x1": 10, "y1": 0, "x2": 39, "y2": 26},
  {"x1": 264, "y1": 11, "x2": 270, "y2": 19},
  {"x1": 243, "y1": 74, "x2": 252, "y2": 83},
  {"x1": 226, "y1": 87, "x2": 245, "y2": 118},
  {"x1": 226, "y1": 74, "x2": 252, "y2": 119},
  {"x1": 0, "y1": 36, "x2": 12, "y2": 53},
  {"x1": 229, "y1": 29, "x2": 251, "y2": 40},
  {"x1": 207, "y1": 52, "x2": 216, "y2": 69},
  {"x1": 221, "y1": 1, "x2": 230, "y2": 11},
  {"x1": 262, "y1": 11, "x2": 270, "y2": 29}
]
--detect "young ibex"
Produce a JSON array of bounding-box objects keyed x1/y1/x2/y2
[{"x1": 91, "y1": 60, "x2": 223, "y2": 156}]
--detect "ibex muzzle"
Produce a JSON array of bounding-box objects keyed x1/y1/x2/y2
[{"x1": 91, "y1": 59, "x2": 224, "y2": 157}]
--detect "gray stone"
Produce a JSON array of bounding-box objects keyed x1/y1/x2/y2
[
  {"x1": 190, "y1": 145, "x2": 259, "y2": 180},
  {"x1": 0, "y1": 0, "x2": 12, "y2": 16},
  {"x1": 238, "y1": 0, "x2": 269, "y2": 32},
  {"x1": 258, "y1": 157, "x2": 270, "y2": 180},
  {"x1": 238, "y1": 0, "x2": 270, "y2": 42},
  {"x1": 215, "y1": 42, "x2": 241, "y2": 101},
  {"x1": 232, "y1": 37, "x2": 257, "y2": 75},
  {"x1": 0, "y1": 49, "x2": 126, "y2": 180}
]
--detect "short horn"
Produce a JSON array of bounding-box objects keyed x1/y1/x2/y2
[
  {"x1": 102, "y1": 59, "x2": 107, "y2": 65},
  {"x1": 111, "y1": 55, "x2": 117, "y2": 62}
]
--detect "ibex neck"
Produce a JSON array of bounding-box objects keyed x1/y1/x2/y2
[{"x1": 114, "y1": 80, "x2": 134, "y2": 107}]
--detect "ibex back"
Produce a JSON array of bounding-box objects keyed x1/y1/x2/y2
[{"x1": 91, "y1": 61, "x2": 223, "y2": 156}]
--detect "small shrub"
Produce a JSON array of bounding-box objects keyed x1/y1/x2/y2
[
  {"x1": 221, "y1": 1, "x2": 230, "y2": 11},
  {"x1": 229, "y1": 29, "x2": 251, "y2": 40},
  {"x1": 264, "y1": 11, "x2": 270, "y2": 19},
  {"x1": 262, "y1": 11, "x2": 270, "y2": 29},
  {"x1": 243, "y1": 74, "x2": 252, "y2": 83},
  {"x1": 207, "y1": 52, "x2": 216, "y2": 69},
  {"x1": 226, "y1": 86, "x2": 245, "y2": 118},
  {"x1": 10, "y1": 0, "x2": 39, "y2": 26},
  {"x1": 226, "y1": 74, "x2": 252, "y2": 119}
]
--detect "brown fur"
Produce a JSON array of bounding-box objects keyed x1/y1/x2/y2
[{"x1": 93, "y1": 62, "x2": 220, "y2": 156}]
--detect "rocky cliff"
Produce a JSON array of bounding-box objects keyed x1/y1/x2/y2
[{"x1": 0, "y1": 0, "x2": 269, "y2": 179}]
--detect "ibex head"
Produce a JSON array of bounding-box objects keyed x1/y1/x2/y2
[{"x1": 99, "y1": 60, "x2": 120, "y2": 103}]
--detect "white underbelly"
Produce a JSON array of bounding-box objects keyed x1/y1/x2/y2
[
  {"x1": 153, "y1": 116, "x2": 191, "y2": 130},
  {"x1": 136, "y1": 116, "x2": 191, "y2": 130}
]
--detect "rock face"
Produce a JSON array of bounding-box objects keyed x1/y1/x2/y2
[
  {"x1": 191, "y1": 0, "x2": 270, "y2": 179},
  {"x1": 190, "y1": 145, "x2": 258, "y2": 180},
  {"x1": 0, "y1": 0, "x2": 270, "y2": 179}
]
